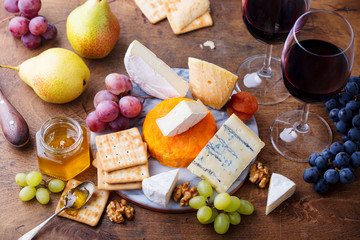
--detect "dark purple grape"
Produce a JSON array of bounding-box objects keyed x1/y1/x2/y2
[
  {"x1": 108, "y1": 113, "x2": 129, "y2": 132},
  {"x1": 308, "y1": 153, "x2": 319, "y2": 167},
  {"x1": 335, "y1": 121, "x2": 350, "y2": 135},
  {"x1": 313, "y1": 179, "x2": 329, "y2": 194},
  {"x1": 343, "y1": 140, "x2": 357, "y2": 155},
  {"x1": 329, "y1": 108, "x2": 340, "y2": 122},
  {"x1": 8, "y1": 16, "x2": 29, "y2": 37},
  {"x1": 352, "y1": 114, "x2": 360, "y2": 129},
  {"x1": 348, "y1": 128, "x2": 360, "y2": 141},
  {"x1": 325, "y1": 98, "x2": 339, "y2": 112},
  {"x1": 41, "y1": 23, "x2": 57, "y2": 40},
  {"x1": 346, "y1": 100, "x2": 360, "y2": 112},
  {"x1": 338, "y1": 92, "x2": 353, "y2": 106},
  {"x1": 323, "y1": 169, "x2": 339, "y2": 184},
  {"x1": 333, "y1": 152, "x2": 350, "y2": 168},
  {"x1": 329, "y1": 142, "x2": 344, "y2": 155},
  {"x1": 351, "y1": 151, "x2": 360, "y2": 168},
  {"x1": 345, "y1": 81, "x2": 359, "y2": 96},
  {"x1": 4, "y1": 0, "x2": 19, "y2": 13},
  {"x1": 338, "y1": 107, "x2": 353, "y2": 122},
  {"x1": 339, "y1": 168, "x2": 354, "y2": 184},
  {"x1": 21, "y1": 32, "x2": 41, "y2": 49},
  {"x1": 349, "y1": 76, "x2": 360, "y2": 86},
  {"x1": 321, "y1": 148, "x2": 334, "y2": 161},
  {"x1": 315, "y1": 156, "x2": 328, "y2": 171},
  {"x1": 303, "y1": 167, "x2": 319, "y2": 183}
]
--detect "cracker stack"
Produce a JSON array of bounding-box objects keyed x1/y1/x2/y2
[
  {"x1": 95, "y1": 128, "x2": 150, "y2": 191},
  {"x1": 134, "y1": 0, "x2": 213, "y2": 34}
]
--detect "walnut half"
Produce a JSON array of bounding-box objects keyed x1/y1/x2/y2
[
  {"x1": 106, "y1": 199, "x2": 135, "y2": 224},
  {"x1": 249, "y1": 161, "x2": 270, "y2": 188},
  {"x1": 172, "y1": 182, "x2": 198, "y2": 206}
]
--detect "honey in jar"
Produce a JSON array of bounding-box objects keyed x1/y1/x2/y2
[{"x1": 36, "y1": 116, "x2": 90, "y2": 180}]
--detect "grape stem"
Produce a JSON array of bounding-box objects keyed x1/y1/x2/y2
[
  {"x1": 0, "y1": 16, "x2": 16, "y2": 24},
  {"x1": 131, "y1": 94, "x2": 154, "y2": 103}
]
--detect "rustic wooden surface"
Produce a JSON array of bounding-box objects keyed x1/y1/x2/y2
[{"x1": 0, "y1": 0, "x2": 360, "y2": 239}]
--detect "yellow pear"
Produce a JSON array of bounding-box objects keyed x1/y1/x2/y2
[
  {"x1": 0, "y1": 48, "x2": 90, "y2": 104},
  {"x1": 66, "y1": 0, "x2": 120, "y2": 59}
]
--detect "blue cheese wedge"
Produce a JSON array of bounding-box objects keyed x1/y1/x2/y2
[
  {"x1": 124, "y1": 40, "x2": 189, "y2": 99},
  {"x1": 156, "y1": 99, "x2": 209, "y2": 137},
  {"x1": 142, "y1": 169, "x2": 180, "y2": 207},
  {"x1": 266, "y1": 173, "x2": 296, "y2": 215},
  {"x1": 187, "y1": 114, "x2": 265, "y2": 193}
]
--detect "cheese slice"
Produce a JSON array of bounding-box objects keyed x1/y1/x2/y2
[
  {"x1": 142, "y1": 169, "x2": 180, "y2": 207},
  {"x1": 156, "y1": 99, "x2": 209, "y2": 137},
  {"x1": 188, "y1": 57, "x2": 238, "y2": 110},
  {"x1": 266, "y1": 173, "x2": 296, "y2": 215},
  {"x1": 187, "y1": 114, "x2": 265, "y2": 193},
  {"x1": 124, "y1": 40, "x2": 189, "y2": 99}
]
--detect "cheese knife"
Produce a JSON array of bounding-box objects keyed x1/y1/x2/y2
[{"x1": 0, "y1": 89, "x2": 29, "y2": 147}]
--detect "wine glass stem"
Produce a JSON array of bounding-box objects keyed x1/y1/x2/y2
[
  {"x1": 295, "y1": 103, "x2": 310, "y2": 134},
  {"x1": 258, "y1": 44, "x2": 273, "y2": 78}
]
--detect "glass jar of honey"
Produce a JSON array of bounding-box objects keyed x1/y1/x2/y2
[{"x1": 36, "y1": 116, "x2": 90, "y2": 180}]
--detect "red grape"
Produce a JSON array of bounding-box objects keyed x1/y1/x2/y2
[
  {"x1": 9, "y1": 16, "x2": 29, "y2": 37},
  {"x1": 86, "y1": 111, "x2": 107, "y2": 132},
  {"x1": 21, "y1": 11, "x2": 38, "y2": 19},
  {"x1": 29, "y1": 16, "x2": 48, "y2": 35},
  {"x1": 21, "y1": 32, "x2": 41, "y2": 49},
  {"x1": 96, "y1": 100, "x2": 120, "y2": 122},
  {"x1": 119, "y1": 96, "x2": 143, "y2": 118},
  {"x1": 108, "y1": 113, "x2": 129, "y2": 132},
  {"x1": 4, "y1": 0, "x2": 19, "y2": 13},
  {"x1": 18, "y1": 0, "x2": 41, "y2": 16},
  {"x1": 41, "y1": 23, "x2": 57, "y2": 40},
  {"x1": 105, "y1": 73, "x2": 133, "y2": 95},
  {"x1": 93, "y1": 90, "x2": 118, "y2": 108}
]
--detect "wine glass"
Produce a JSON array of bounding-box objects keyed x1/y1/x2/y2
[
  {"x1": 270, "y1": 10, "x2": 354, "y2": 162},
  {"x1": 235, "y1": 0, "x2": 311, "y2": 105}
]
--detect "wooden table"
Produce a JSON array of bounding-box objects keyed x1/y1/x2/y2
[{"x1": 1, "y1": 0, "x2": 360, "y2": 239}]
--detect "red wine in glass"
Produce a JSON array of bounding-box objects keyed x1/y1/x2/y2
[
  {"x1": 243, "y1": 0, "x2": 307, "y2": 44},
  {"x1": 282, "y1": 39, "x2": 351, "y2": 103}
]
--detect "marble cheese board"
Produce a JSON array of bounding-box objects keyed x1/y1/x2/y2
[{"x1": 90, "y1": 68, "x2": 259, "y2": 213}]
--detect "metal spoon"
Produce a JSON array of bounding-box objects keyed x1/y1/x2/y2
[{"x1": 18, "y1": 181, "x2": 96, "y2": 240}]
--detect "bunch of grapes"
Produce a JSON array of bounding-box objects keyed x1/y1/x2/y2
[
  {"x1": 189, "y1": 180, "x2": 254, "y2": 234},
  {"x1": 86, "y1": 73, "x2": 143, "y2": 133},
  {"x1": 15, "y1": 170, "x2": 65, "y2": 204},
  {"x1": 4, "y1": 0, "x2": 57, "y2": 49},
  {"x1": 325, "y1": 76, "x2": 360, "y2": 144},
  {"x1": 303, "y1": 142, "x2": 360, "y2": 193}
]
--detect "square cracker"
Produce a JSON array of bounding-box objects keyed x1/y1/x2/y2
[
  {"x1": 55, "y1": 179, "x2": 110, "y2": 227},
  {"x1": 177, "y1": 11, "x2": 213, "y2": 35},
  {"x1": 134, "y1": 0, "x2": 166, "y2": 24},
  {"x1": 165, "y1": 0, "x2": 210, "y2": 33},
  {"x1": 97, "y1": 160, "x2": 142, "y2": 190},
  {"x1": 95, "y1": 127, "x2": 148, "y2": 172}
]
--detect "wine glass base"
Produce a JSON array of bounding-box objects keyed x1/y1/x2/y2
[
  {"x1": 235, "y1": 54, "x2": 290, "y2": 105},
  {"x1": 270, "y1": 110, "x2": 332, "y2": 162}
]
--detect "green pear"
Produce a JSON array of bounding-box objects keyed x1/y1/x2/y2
[
  {"x1": 67, "y1": 0, "x2": 120, "y2": 59},
  {"x1": 0, "y1": 48, "x2": 90, "y2": 104}
]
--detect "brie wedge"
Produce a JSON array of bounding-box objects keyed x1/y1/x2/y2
[
  {"x1": 124, "y1": 40, "x2": 189, "y2": 99},
  {"x1": 142, "y1": 169, "x2": 180, "y2": 207},
  {"x1": 266, "y1": 173, "x2": 296, "y2": 215},
  {"x1": 156, "y1": 99, "x2": 209, "y2": 137}
]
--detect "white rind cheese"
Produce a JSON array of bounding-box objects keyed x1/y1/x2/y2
[
  {"x1": 124, "y1": 40, "x2": 189, "y2": 99},
  {"x1": 142, "y1": 169, "x2": 180, "y2": 207},
  {"x1": 156, "y1": 99, "x2": 209, "y2": 137},
  {"x1": 266, "y1": 173, "x2": 296, "y2": 215},
  {"x1": 187, "y1": 114, "x2": 265, "y2": 193}
]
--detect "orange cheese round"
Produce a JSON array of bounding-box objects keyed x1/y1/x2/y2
[{"x1": 142, "y1": 97, "x2": 217, "y2": 168}]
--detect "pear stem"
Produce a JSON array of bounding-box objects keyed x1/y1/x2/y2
[
  {"x1": 0, "y1": 65, "x2": 20, "y2": 72},
  {"x1": 0, "y1": 15, "x2": 15, "y2": 24}
]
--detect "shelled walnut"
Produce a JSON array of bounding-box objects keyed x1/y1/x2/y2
[
  {"x1": 172, "y1": 182, "x2": 198, "y2": 206},
  {"x1": 106, "y1": 199, "x2": 135, "y2": 223},
  {"x1": 249, "y1": 161, "x2": 270, "y2": 188}
]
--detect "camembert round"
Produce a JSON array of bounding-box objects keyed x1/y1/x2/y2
[{"x1": 142, "y1": 97, "x2": 217, "y2": 167}]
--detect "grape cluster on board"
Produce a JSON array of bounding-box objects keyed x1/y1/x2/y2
[
  {"x1": 86, "y1": 73, "x2": 143, "y2": 133},
  {"x1": 303, "y1": 76, "x2": 360, "y2": 193},
  {"x1": 15, "y1": 171, "x2": 65, "y2": 204},
  {"x1": 4, "y1": 0, "x2": 57, "y2": 49},
  {"x1": 189, "y1": 180, "x2": 254, "y2": 234}
]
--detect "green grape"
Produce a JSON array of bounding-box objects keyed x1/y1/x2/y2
[
  {"x1": 36, "y1": 188, "x2": 50, "y2": 204},
  {"x1": 214, "y1": 192, "x2": 231, "y2": 210},
  {"x1": 224, "y1": 196, "x2": 241, "y2": 212},
  {"x1": 237, "y1": 199, "x2": 254, "y2": 215},
  {"x1": 214, "y1": 213, "x2": 230, "y2": 234},
  {"x1": 15, "y1": 173, "x2": 28, "y2": 187},
  {"x1": 189, "y1": 196, "x2": 207, "y2": 209},
  {"x1": 26, "y1": 171, "x2": 42, "y2": 187},
  {"x1": 19, "y1": 186, "x2": 36, "y2": 201},
  {"x1": 202, "y1": 207, "x2": 218, "y2": 224},
  {"x1": 228, "y1": 211, "x2": 241, "y2": 225},
  {"x1": 48, "y1": 179, "x2": 65, "y2": 193},
  {"x1": 197, "y1": 180, "x2": 213, "y2": 198},
  {"x1": 197, "y1": 206, "x2": 212, "y2": 223}
]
